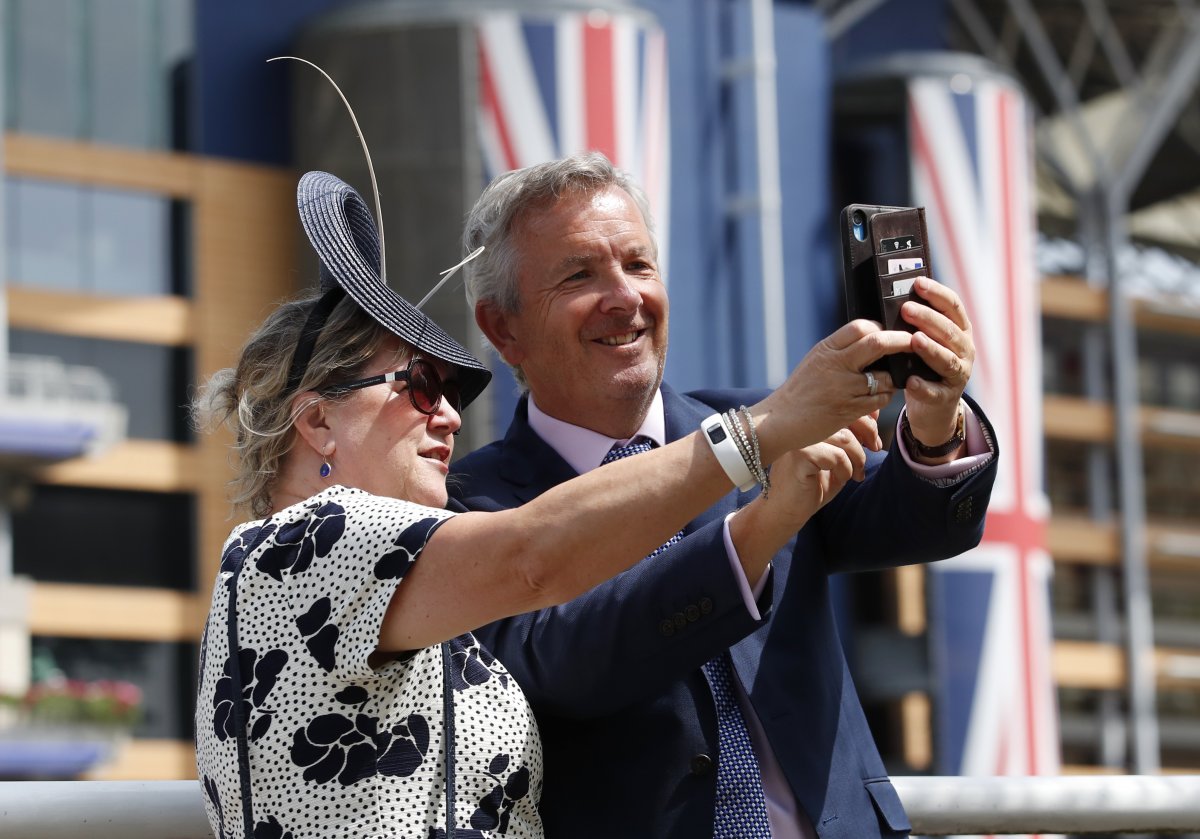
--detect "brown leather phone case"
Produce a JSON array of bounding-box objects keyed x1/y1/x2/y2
[{"x1": 839, "y1": 204, "x2": 940, "y2": 387}]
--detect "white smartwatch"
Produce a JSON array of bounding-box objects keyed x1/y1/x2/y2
[{"x1": 701, "y1": 413, "x2": 757, "y2": 491}]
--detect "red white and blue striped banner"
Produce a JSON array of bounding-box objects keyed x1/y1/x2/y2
[
  {"x1": 475, "y1": 10, "x2": 671, "y2": 275},
  {"x1": 911, "y1": 74, "x2": 1059, "y2": 839}
]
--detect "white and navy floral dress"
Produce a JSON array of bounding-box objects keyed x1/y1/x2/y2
[{"x1": 195, "y1": 486, "x2": 543, "y2": 839}]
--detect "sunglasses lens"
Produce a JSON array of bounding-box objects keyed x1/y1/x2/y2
[
  {"x1": 408, "y1": 360, "x2": 443, "y2": 414},
  {"x1": 442, "y1": 380, "x2": 463, "y2": 412}
]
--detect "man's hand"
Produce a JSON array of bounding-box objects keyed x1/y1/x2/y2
[{"x1": 901, "y1": 277, "x2": 975, "y2": 455}]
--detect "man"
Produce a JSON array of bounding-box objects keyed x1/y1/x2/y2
[{"x1": 450, "y1": 152, "x2": 997, "y2": 839}]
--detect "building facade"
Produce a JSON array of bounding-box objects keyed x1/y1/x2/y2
[{"x1": 1, "y1": 0, "x2": 1198, "y2": 784}]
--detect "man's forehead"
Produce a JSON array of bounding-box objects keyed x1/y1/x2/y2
[{"x1": 516, "y1": 184, "x2": 641, "y2": 232}]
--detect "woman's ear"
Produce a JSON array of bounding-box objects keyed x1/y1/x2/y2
[{"x1": 290, "y1": 392, "x2": 331, "y2": 456}]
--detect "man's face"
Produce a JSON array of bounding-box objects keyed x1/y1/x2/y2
[{"x1": 479, "y1": 185, "x2": 669, "y2": 435}]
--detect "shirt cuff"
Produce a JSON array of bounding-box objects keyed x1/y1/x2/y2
[
  {"x1": 896, "y1": 401, "x2": 994, "y2": 480},
  {"x1": 723, "y1": 512, "x2": 769, "y2": 621}
]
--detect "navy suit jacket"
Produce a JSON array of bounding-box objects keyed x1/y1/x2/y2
[{"x1": 450, "y1": 383, "x2": 998, "y2": 839}]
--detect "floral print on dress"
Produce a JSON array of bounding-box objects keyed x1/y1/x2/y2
[
  {"x1": 202, "y1": 775, "x2": 229, "y2": 839},
  {"x1": 212, "y1": 647, "x2": 288, "y2": 742},
  {"x1": 289, "y1": 685, "x2": 432, "y2": 786},
  {"x1": 256, "y1": 501, "x2": 345, "y2": 581},
  {"x1": 471, "y1": 754, "x2": 532, "y2": 833},
  {"x1": 448, "y1": 634, "x2": 509, "y2": 692},
  {"x1": 295, "y1": 597, "x2": 339, "y2": 673},
  {"x1": 221, "y1": 523, "x2": 277, "y2": 577},
  {"x1": 374, "y1": 515, "x2": 446, "y2": 579},
  {"x1": 253, "y1": 816, "x2": 294, "y2": 839},
  {"x1": 196, "y1": 487, "x2": 543, "y2": 838}
]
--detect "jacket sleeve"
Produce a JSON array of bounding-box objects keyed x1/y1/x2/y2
[
  {"x1": 813, "y1": 395, "x2": 999, "y2": 574},
  {"x1": 466, "y1": 511, "x2": 771, "y2": 717}
]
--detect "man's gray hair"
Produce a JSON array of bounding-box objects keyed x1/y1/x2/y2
[{"x1": 462, "y1": 151, "x2": 657, "y2": 316}]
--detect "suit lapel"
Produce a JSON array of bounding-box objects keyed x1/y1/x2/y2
[
  {"x1": 495, "y1": 395, "x2": 581, "y2": 503},
  {"x1": 497, "y1": 385, "x2": 745, "y2": 529}
]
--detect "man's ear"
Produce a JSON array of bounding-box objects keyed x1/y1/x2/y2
[
  {"x1": 290, "y1": 392, "x2": 331, "y2": 456},
  {"x1": 475, "y1": 302, "x2": 525, "y2": 368}
]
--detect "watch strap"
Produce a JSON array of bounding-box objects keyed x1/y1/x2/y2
[{"x1": 902, "y1": 402, "x2": 966, "y2": 458}]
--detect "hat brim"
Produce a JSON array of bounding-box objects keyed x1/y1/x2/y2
[{"x1": 296, "y1": 171, "x2": 491, "y2": 408}]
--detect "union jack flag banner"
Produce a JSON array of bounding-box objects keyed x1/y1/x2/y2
[
  {"x1": 910, "y1": 74, "x2": 1059, "y2": 839},
  {"x1": 474, "y1": 10, "x2": 671, "y2": 275}
]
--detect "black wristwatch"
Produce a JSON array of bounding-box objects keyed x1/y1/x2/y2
[{"x1": 901, "y1": 403, "x2": 965, "y2": 458}]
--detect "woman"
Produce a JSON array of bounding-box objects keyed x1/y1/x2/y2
[{"x1": 194, "y1": 170, "x2": 905, "y2": 839}]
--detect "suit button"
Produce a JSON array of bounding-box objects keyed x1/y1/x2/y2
[
  {"x1": 954, "y1": 497, "x2": 974, "y2": 522},
  {"x1": 685, "y1": 604, "x2": 700, "y2": 622},
  {"x1": 690, "y1": 754, "x2": 714, "y2": 776},
  {"x1": 699, "y1": 597, "x2": 714, "y2": 615},
  {"x1": 673, "y1": 611, "x2": 687, "y2": 630},
  {"x1": 659, "y1": 619, "x2": 675, "y2": 637}
]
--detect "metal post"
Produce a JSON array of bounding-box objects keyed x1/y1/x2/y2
[
  {"x1": 1078, "y1": 196, "x2": 1127, "y2": 769},
  {"x1": 748, "y1": 0, "x2": 787, "y2": 385},
  {"x1": 0, "y1": 0, "x2": 10, "y2": 582},
  {"x1": 1103, "y1": 188, "x2": 1160, "y2": 774}
]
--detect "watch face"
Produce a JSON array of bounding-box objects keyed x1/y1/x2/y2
[{"x1": 706, "y1": 424, "x2": 727, "y2": 445}]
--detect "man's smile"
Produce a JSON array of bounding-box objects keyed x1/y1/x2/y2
[{"x1": 597, "y1": 330, "x2": 643, "y2": 347}]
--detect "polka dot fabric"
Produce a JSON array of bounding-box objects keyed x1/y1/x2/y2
[{"x1": 196, "y1": 486, "x2": 543, "y2": 838}]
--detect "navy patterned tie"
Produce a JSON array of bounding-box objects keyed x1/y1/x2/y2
[
  {"x1": 703, "y1": 653, "x2": 772, "y2": 837},
  {"x1": 602, "y1": 440, "x2": 772, "y2": 837}
]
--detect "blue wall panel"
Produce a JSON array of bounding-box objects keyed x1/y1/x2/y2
[
  {"x1": 193, "y1": 0, "x2": 352, "y2": 163},
  {"x1": 640, "y1": 0, "x2": 833, "y2": 392}
]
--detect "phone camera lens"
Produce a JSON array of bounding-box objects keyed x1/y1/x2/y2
[{"x1": 851, "y1": 210, "x2": 865, "y2": 226}]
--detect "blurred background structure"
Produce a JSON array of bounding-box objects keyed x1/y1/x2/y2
[{"x1": 1, "y1": 0, "x2": 1198, "y2": 801}]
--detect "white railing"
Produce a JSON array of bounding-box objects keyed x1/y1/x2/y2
[{"x1": 1, "y1": 775, "x2": 1199, "y2": 836}]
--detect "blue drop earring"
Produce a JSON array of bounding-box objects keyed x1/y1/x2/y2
[{"x1": 320, "y1": 446, "x2": 332, "y2": 479}]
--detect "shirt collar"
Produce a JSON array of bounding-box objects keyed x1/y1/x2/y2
[{"x1": 527, "y1": 389, "x2": 666, "y2": 476}]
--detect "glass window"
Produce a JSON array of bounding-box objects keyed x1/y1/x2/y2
[
  {"x1": 4, "y1": 0, "x2": 193, "y2": 150},
  {"x1": 6, "y1": 0, "x2": 85, "y2": 138},
  {"x1": 8, "y1": 330, "x2": 192, "y2": 442},
  {"x1": 90, "y1": 0, "x2": 157, "y2": 148},
  {"x1": 89, "y1": 189, "x2": 171, "y2": 295},
  {"x1": 4, "y1": 178, "x2": 85, "y2": 291},
  {"x1": 13, "y1": 485, "x2": 195, "y2": 591},
  {"x1": 1166, "y1": 361, "x2": 1200, "y2": 411},
  {"x1": 1144, "y1": 448, "x2": 1200, "y2": 522},
  {"x1": 1041, "y1": 319, "x2": 1087, "y2": 397},
  {"x1": 6, "y1": 178, "x2": 178, "y2": 296}
]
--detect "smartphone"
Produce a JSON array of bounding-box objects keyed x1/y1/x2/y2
[{"x1": 839, "y1": 203, "x2": 940, "y2": 387}]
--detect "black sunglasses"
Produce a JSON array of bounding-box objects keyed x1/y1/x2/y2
[{"x1": 319, "y1": 357, "x2": 461, "y2": 415}]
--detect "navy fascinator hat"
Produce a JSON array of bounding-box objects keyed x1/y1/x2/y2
[{"x1": 285, "y1": 171, "x2": 492, "y2": 410}]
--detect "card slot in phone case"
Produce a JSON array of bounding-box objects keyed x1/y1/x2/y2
[
  {"x1": 873, "y1": 253, "x2": 927, "y2": 278},
  {"x1": 873, "y1": 264, "x2": 928, "y2": 292}
]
